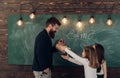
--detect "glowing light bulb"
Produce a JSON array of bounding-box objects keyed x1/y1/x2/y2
[
  {"x1": 106, "y1": 17, "x2": 113, "y2": 26},
  {"x1": 76, "y1": 21, "x2": 82, "y2": 28},
  {"x1": 29, "y1": 12, "x2": 36, "y2": 20},
  {"x1": 62, "y1": 16, "x2": 68, "y2": 25},
  {"x1": 76, "y1": 20, "x2": 84, "y2": 31},
  {"x1": 89, "y1": 16, "x2": 95, "y2": 24},
  {"x1": 17, "y1": 18, "x2": 23, "y2": 26}
]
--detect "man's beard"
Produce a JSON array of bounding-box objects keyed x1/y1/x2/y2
[{"x1": 49, "y1": 30, "x2": 56, "y2": 39}]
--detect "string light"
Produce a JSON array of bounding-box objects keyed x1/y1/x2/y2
[
  {"x1": 89, "y1": 16, "x2": 95, "y2": 24},
  {"x1": 29, "y1": 11, "x2": 36, "y2": 20},
  {"x1": 106, "y1": 16, "x2": 113, "y2": 26},
  {"x1": 17, "y1": 17, "x2": 24, "y2": 26},
  {"x1": 16, "y1": 2, "x2": 115, "y2": 27},
  {"x1": 76, "y1": 18, "x2": 84, "y2": 31},
  {"x1": 17, "y1": 3, "x2": 37, "y2": 26},
  {"x1": 76, "y1": 20, "x2": 82, "y2": 28},
  {"x1": 62, "y1": 16, "x2": 68, "y2": 25}
]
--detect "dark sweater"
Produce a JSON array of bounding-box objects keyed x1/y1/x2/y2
[{"x1": 32, "y1": 29, "x2": 57, "y2": 71}]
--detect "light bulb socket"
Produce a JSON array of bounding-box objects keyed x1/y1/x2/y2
[
  {"x1": 107, "y1": 15, "x2": 112, "y2": 20},
  {"x1": 32, "y1": 10, "x2": 36, "y2": 14},
  {"x1": 63, "y1": 16, "x2": 67, "y2": 18},
  {"x1": 77, "y1": 15, "x2": 82, "y2": 22},
  {"x1": 19, "y1": 14, "x2": 23, "y2": 20},
  {"x1": 90, "y1": 16, "x2": 94, "y2": 18},
  {"x1": 78, "y1": 19, "x2": 81, "y2": 21},
  {"x1": 108, "y1": 17, "x2": 111, "y2": 20},
  {"x1": 78, "y1": 17, "x2": 81, "y2": 21},
  {"x1": 19, "y1": 17, "x2": 23, "y2": 20}
]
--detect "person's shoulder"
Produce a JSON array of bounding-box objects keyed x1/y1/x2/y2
[
  {"x1": 81, "y1": 58, "x2": 89, "y2": 65},
  {"x1": 35, "y1": 30, "x2": 44, "y2": 40},
  {"x1": 40, "y1": 29, "x2": 45, "y2": 34},
  {"x1": 37, "y1": 30, "x2": 46, "y2": 36}
]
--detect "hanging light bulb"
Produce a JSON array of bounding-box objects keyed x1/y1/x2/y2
[
  {"x1": 76, "y1": 20, "x2": 82, "y2": 28},
  {"x1": 106, "y1": 17, "x2": 113, "y2": 26},
  {"x1": 17, "y1": 17, "x2": 23, "y2": 26},
  {"x1": 76, "y1": 17, "x2": 84, "y2": 31},
  {"x1": 29, "y1": 11, "x2": 36, "y2": 20},
  {"x1": 89, "y1": 16, "x2": 95, "y2": 24},
  {"x1": 62, "y1": 16, "x2": 68, "y2": 25}
]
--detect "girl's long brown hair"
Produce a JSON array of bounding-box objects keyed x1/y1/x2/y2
[
  {"x1": 94, "y1": 43, "x2": 105, "y2": 72},
  {"x1": 84, "y1": 46, "x2": 100, "y2": 68}
]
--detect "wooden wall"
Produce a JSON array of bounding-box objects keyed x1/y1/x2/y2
[{"x1": 0, "y1": 0, "x2": 120, "y2": 78}]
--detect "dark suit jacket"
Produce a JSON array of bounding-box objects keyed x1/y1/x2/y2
[{"x1": 32, "y1": 29, "x2": 57, "y2": 71}]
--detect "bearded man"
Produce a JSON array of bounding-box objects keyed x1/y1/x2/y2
[{"x1": 32, "y1": 17, "x2": 61, "y2": 78}]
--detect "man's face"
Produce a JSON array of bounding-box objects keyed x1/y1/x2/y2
[{"x1": 49, "y1": 24, "x2": 59, "y2": 39}]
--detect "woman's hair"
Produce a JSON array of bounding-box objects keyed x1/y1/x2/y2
[
  {"x1": 94, "y1": 43, "x2": 105, "y2": 63},
  {"x1": 94, "y1": 43, "x2": 105, "y2": 72},
  {"x1": 84, "y1": 46, "x2": 100, "y2": 68}
]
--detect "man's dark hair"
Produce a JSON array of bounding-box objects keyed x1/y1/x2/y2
[{"x1": 46, "y1": 17, "x2": 61, "y2": 27}]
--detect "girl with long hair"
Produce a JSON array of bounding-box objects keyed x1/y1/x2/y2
[{"x1": 56, "y1": 45, "x2": 102, "y2": 78}]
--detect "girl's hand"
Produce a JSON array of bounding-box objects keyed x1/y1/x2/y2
[
  {"x1": 60, "y1": 46, "x2": 68, "y2": 51},
  {"x1": 61, "y1": 54, "x2": 69, "y2": 60},
  {"x1": 56, "y1": 44, "x2": 68, "y2": 53}
]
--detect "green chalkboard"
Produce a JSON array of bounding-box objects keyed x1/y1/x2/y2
[{"x1": 8, "y1": 14, "x2": 120, "y2": 67}]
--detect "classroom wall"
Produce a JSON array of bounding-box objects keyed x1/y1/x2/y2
[{"x1": 0, "y1": 0, "x2": 120, "y2": 78}]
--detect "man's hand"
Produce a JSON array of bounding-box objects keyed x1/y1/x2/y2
[
  {"x1": 57, "y1": 39, "x2": 65, "y2": 45},
  {"x1": 43, "y1": 68, "x2": 49, "y2": 73},
  {"x1": 56, "y1": 44, "x2": 68, "y2": 53}
]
